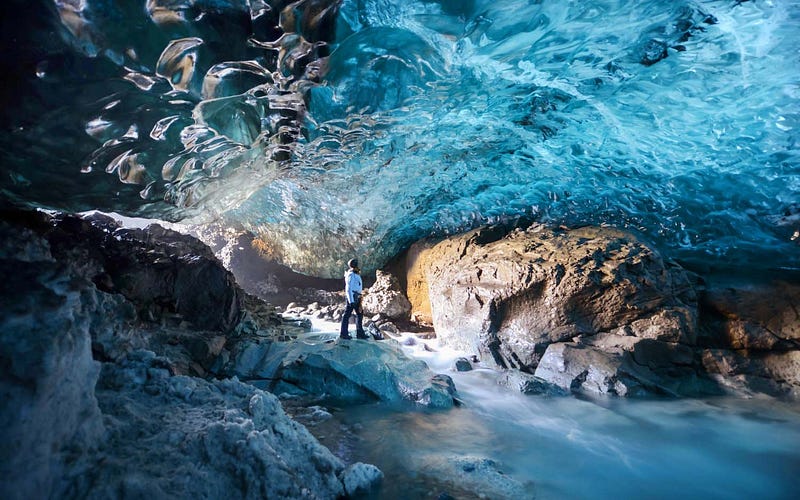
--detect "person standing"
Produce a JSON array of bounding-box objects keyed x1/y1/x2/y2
[{"x1": 340, "y1": 258, "x2": 367, "y2": 339}]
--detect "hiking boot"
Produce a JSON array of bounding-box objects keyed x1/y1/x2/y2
[
  {"x1": 340, "y1": 334, "x2": 352, "y2": 340},
  {"x1": 356, "y1": 333, "x2": 369, "y2": 340}
]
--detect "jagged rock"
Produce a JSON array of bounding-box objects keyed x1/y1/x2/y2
[
  {"x1": 534, "y1": 343, "x2": 645, "y2": 397},
  {"x1": 13, "y1": 210, "x2": 245, "y2": 333},
  {"x1": 406, "y1": 224, "x2": 697, "y2": 372},
  {"x1": 534, "y1": 338, "x2": 717, "y2": 397},
  {"x1": 0, "y1": 214, "x2": 381, "y2": 498},
  {"x1": 92, "y1": 351, "x2": 356, "y2": 498},
  {"x1": 216, "y1": 338, "x2": 459, "y2": 408},
  {"x1": 362, "y1": 270, "x2": 412, "y2": 320}
]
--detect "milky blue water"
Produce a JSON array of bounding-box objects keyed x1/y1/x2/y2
[
  {"x1": 1, "y1": 1, "x2": 798, "y2": 276},
  {"x1": 304, "y1": 320, "x2": 800, "y2": 500}
]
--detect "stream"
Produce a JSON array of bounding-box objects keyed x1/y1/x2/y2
[{"x1": 291, "y1": 319, "x2": 800, "y2": 499}]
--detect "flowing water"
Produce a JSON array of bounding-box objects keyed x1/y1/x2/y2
[{"x1": 300, "y1": 319, "x2": 800, "y2": 499}]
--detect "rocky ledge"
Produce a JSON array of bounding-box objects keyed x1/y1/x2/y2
[
  {"x1": 214, "y1": 336, "x2": 458, "y2": 408},
  {"x1": 404, "y1": 224, "x2": 800, "y2": 399}
]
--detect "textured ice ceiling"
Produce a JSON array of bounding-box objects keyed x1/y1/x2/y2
[{"x1": 0, "y1": 0, "x2": 798, "y2": 277}]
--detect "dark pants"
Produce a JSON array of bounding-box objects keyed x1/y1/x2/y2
[{"x1": 340, "y1": 299, "x2": 364, "y2": 338}]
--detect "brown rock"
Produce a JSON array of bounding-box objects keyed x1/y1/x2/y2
[
  {"x1": 405, "y1": 224, "x2": 698, "y2": 372},
  {"x1": 699, "y1": 281, "x2": 800, "y2": 351},
  {"x1": 702, "y1": 349, "x2": 800, "y2": 398},
  {"x1": 362, "y1": 270, "x2": 412, "y2": 320}
]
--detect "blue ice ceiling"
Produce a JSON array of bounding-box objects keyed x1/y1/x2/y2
[{"x1": 0, "y1": 0, "x2": 798, "y2": 277}]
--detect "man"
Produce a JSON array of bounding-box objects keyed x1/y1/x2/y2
[{"x1": 340, "y1": 258, "x2": 367, "y2": 339}]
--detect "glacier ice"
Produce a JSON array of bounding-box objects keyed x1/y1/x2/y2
[{"x1": 0, "y1": 0, "x2": 797, "y2": 276}]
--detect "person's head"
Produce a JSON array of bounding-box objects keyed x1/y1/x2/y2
[{"x1": 348, "y1": 258, "x2": 359, "y2": 270}]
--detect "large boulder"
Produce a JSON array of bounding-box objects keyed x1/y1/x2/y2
[
  {"x1": 216, "y1": 337, "x2": 459, "y2": 408},
  {"x1": 406, "y1": 224, "x2": 698, "y2": 372},
  {"x1": 362, "y1": 270, "x2": 412, "y2": 320}
]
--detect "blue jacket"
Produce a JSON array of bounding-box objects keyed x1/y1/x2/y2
[{"x1": 344, "y1": 269, "x2": 363, "y2": 304}]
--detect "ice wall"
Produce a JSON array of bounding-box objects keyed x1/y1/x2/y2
[{"x1": 0, "y1": 0, "x2": 797, "y2": 276}]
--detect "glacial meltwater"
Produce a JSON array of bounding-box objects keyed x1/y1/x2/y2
[{"x1": 299, "y1": 319, "x2": 800, "y2": 500}]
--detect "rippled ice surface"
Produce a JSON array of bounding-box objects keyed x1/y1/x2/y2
[
  {"x1": 303, "y1": 319, "x2": 800, "y2": 499},
  {"x1": 2, "y1": 1, "x2": 798, "y2": 276}
]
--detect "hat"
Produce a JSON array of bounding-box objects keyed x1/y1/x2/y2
[{"x1": 348, "y1": 258, "x2": 358, "y2": 268}]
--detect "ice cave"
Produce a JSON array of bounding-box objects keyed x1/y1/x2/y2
[{"x1": 1, "y1": 1, "x2": 799, "y2": 498}]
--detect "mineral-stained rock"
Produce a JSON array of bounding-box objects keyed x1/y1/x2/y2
[
  {"x1": 362, "y1": 269, "x2": 412, "y2": 319},
  {"x1": 406, "y1": 224, "x2": 698, "y2": 372},
  {"x1": 216, "y1": 337, "x2": 459, "y2": 408}
]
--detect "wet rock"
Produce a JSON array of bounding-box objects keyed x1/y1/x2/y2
[
  {"x1": 217, "y1": 338, "x2": 459, "y2": 408},
  {"x1": 534, "y1": 339, "x2": 717, "y2": 397},
  {"x1": 362, "y1": 269, "x2": 412, "y2": 320},
  {"x1": 534, "y1": 343, "x2": 643, "y2": 396},
  {"x1": 340, "y1": 462, "x2": 384, "y2": 497},
  {"x1": 406, "y1": 224, "x2": 697, "y2": 373},
  {"x1": 454, "y1": 357, "x2": 473, "y2": 372},
  {"x1": 498, "y1": 370, "x2": 568, "y2": 397},
  {"x1": 379, "y1": 321, "x2": 400, "y2": 336},
  {"x1": 418, "y1": 455, "x2": 535, "y2": 500}
]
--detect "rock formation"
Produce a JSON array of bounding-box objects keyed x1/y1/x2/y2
[
  {"x1": 698, "y1": 280, "x2": 800, "y2": 398},
  {"x1": 405, "y1": 223, "x2": 800, "y2": 398},
  {"x1": 361, "y1": 269, "x2": 412, "y2": 320},
  {"x1": 0, "y1": 209, "x2": 385, "y2": 498}
]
